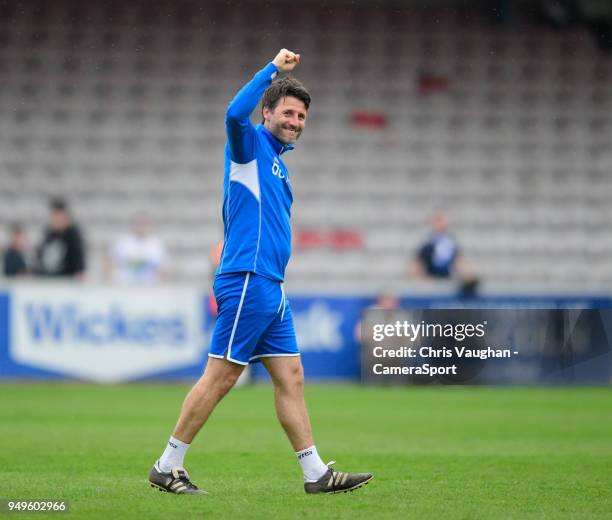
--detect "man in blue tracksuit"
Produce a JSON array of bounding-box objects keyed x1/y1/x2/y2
[{"x1": 149, "y1": 49, "x2": 372, "y2": 495}]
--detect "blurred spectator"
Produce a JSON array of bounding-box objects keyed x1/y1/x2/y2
[
  {"x1": 107, "y1": 215, "x2": 167, "y2": 284},
  {"x1": 3, "y1": 223, "x2": 28, "y2": 277},
  {"x1": 409, "y1": 212, "x2": 479, "y2": 296},
  {"x1": 36, "y1": 199, "x2": 86, "y2": 279},
  {"x1": 355, "y1": 290, "x2": 402, "y2": 344},
  {"x1": 374, "y1": 292, "x2": 400, "y2": 311},
  {"x1": 210, "y1": 240, "x2": 223, "y2": 279}
]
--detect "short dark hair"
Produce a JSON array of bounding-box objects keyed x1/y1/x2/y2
[
  {"x1": 50, "y1": 197, "x2": 67, "y2": 212},
  {"x1": 262, "y1": 77, "x2": 311, "y2": 116}
]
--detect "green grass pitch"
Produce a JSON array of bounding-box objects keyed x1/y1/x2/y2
[{"x1": 1, "y1": 384, "x2": 611, "y2": 519}]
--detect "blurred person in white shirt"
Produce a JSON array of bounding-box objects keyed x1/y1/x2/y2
[{"x1": 107, "y1": 215, "x2": 167, "y2": 284}]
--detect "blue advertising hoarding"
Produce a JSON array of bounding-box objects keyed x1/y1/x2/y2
[{"x1": 1, "y1": 286, "x2": 611, "y2": 382}]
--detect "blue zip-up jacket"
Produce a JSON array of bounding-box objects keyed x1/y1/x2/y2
[{"x1": 217, "y1": 62, "x2": 295, "y2": 282}]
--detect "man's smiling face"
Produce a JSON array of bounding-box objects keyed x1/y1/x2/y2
[{"x1": 263, "y1": 96, "x2": 307, "y2": 145}]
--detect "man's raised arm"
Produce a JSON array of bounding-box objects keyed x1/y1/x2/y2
[{"x1": 225, "y1": 49, "x2": 300, "y2": 164}]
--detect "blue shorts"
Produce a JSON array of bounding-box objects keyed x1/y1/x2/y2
[{"x1": 208, "y1": 272, "x2": 300, "y2": 365}]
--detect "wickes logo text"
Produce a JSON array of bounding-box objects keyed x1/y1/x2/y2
[{"x1": 25, "y1": 304, "x2": 188, "y2": 346}]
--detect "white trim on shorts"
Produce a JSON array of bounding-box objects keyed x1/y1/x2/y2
[
  {"x1": 207, "y1": 353, "x2": 249, "y2": 366},
  {"x1": 279, "y1": 284, "x2": 286, "y2": 321},
  {"x1": 276, "y1": 286, "x2": 284, "y2": 314},
  {"x1": 226, "y1": 272, "x2": 250, "y2": 363},
  {"x1": 248, "y1": 353, "x2": 301, "y2": 361}
]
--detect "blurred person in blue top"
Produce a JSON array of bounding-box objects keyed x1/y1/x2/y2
[
  {"x1": 3, "y1": 223, "x2": 28, "y2": 277},
  {"x1": 148, "y1": 49, "x2": 372, "y2": 496},
  {"x1": 410, "y1": 212, "x2": 479, "y2": 296}
]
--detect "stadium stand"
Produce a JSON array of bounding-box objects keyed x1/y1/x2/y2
[{"x1": 0, "y1": 0, "x2": 611, "y2": 290}]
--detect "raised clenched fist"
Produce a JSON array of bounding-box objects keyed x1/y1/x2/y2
[{"x1": 272, "y1": 49, "x2": 300, "y2": 73}]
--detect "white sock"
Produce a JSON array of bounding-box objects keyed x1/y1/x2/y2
[
  {"x1": 158, "y1": 436, "x2": 190, "y2": 473},
  {"x1": 296, "y1": 445, "x2": 329, "y2": 482}
]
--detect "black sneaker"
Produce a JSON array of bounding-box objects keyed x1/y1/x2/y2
[
  {"x1": 304, "y1": 461, "x2": 373, "y2": 494},
  {"x1": 148, "y1": 462, "x2": 208, "y2": 495}
]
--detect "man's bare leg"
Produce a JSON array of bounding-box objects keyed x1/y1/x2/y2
[
  {"x1": 173, "y1": 357, "x2": 245, "y2": 443},
  {"x1": 262, "y1": 356, "x2": 329, "y2": 480},
  {"x1": 149, "y1": 357, "x2": 244, "y2": 493},
  {"x1": 262, "y1": 355, "x2": 373, "y2": 493},
  {"x1": 262, "y1": 356, "x2": 313, "y2": 450}
]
